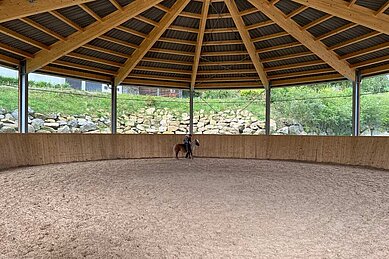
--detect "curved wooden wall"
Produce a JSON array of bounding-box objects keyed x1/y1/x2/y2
[{"x1": 1, "y1": 134, "x2": 389, "y2": 170}]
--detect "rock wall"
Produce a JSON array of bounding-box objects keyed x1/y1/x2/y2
[
  {"x1": 0, "y1": 107, "x2": 279, "y2": 135},
  {"x1": 117, "y1": 108, "x2": 277, "y2": 135}
]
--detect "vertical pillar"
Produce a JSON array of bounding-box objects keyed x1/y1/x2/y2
[
  {"x1": 81, "y1": 80, "x2": 86, "y2": 91},
  {"x1": 111, "y1": 78, "x2": 117, "y2": 134},
  {"x1": 352, "y1": 71, "x2": 362, "y2": 136},
  {"x1": 18, "y1": 60, "x2": 28, "y2": 133},
  {"x1": 189, "y1": 87, "x2": 194, "y2": 134},
  {"x1": 265, "y1": 85, "x2": 271, "y2": 135}
]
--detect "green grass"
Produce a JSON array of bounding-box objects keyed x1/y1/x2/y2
[{"x1": 0, "y1": 86, "x2": 266, "y2": 119}]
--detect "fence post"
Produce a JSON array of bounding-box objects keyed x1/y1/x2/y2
[
  {"x1": 265, "y1": 84, "x2": 271, "y2": 135},
  {"x1": 189, "y1": 87, "x2": 194, "y2": 134},
  {"x1": 352, "y1": 71, "x2": 362, "y2": 136},
  {"x1": 111, "y1": 78, "x2": 117, "y2": 134},
  {"x1": 18, "y1": 60, "x2": 29, "y2": 133}
]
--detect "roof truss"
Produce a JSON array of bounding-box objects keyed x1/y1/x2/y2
[
  {"x1": 225, "y1": 0, "x2": 269, "y2": 88},
  {"x1": 291, "y1": 0, "x2": 389, "y2": 35},
  {"x1": 0, "y1": 0, "x2": 95, "y2": 23},
  {"x1": 26, "y1": 0, "x2": 164, "y2": 73},
  {"x1": 247, "y1": 0, "x2": 355, "y2": 81},
  {"x1": 114, "y1": 0, "x2": 191, "y2": 85},
  {"x1": 0, "y1": 0, "x2": 388, "y2": 89},
  {"x1": 191, "y1": 0, "x2": 210, "y2": 89}
]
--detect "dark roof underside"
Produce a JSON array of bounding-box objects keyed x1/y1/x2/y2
[{"x1": 0, "y1": 0, "x2": 388, "y2": 89}]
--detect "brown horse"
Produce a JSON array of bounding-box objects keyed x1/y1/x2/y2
[{"x1": 173, "y1": 139, "x2": 200, "y2": 159}]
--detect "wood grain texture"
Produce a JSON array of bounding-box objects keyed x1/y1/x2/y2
[{"x1": 1, "y1": 134, "x2": 389, "y2": 170}]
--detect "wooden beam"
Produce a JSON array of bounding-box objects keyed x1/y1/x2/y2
[
  {"x1": 350, "y1": 55, "x2": 389, "y2": 69},
  {"x1": 375, "y1": 1, "x2": 389, "y2": 15},
  {"x1": 27, "y1": 0, "x2": 163, "y2": 73},
  {"x1": 197, "y1": 76, "x2": 260, "y2": 82},
  {"x1": 142, "y1": 57, "x2": 192, "y2": 66},
  {"x1": 225, "y1": 0, "x2": 269, "y2": 87},
  {"x1": 0, "y1": 53, "x2": 19, "y2": 66},
  {"x1": 291, "y1": 0, "x2": 389, "y2": 35},
  {"x1": 53, "y1": 60, "x2": 116, "y2": 75},
  {"x1": 115, "y1": 0, "x2": 191, "y2": 85},
  {"x1": 248, "y1": 0, "x2": 355, "y2": 80},
  {"x1": 134, "y1": 66, "x2": 192, "y2": 75},
  {"x1": 0, "y1": 42, "x2": 34, "y2": 58},
  {"x1": 20, "y1": 18, "x2": 66, "y2": 41},
  {"x1": 302, "y1": 14, "x2": 332, "y2": 30},
  {"x1": 265, "y1": 60, "x2": 325, "y2": 72},
  {"x1": 203, "y1": 39, "x2": 243, "y2": 46},
  {"x1": 191, "y1": 0, "x2": 210, "y2": 88},
  {"x1": 199, "y1": 60, "x2": 253, "y2": 67},
  {"x1": 198, "y1": 69, "x2": 257, "y2": 75},
  {"x1": 0, "y1": 0, "x2": 95, "y2": 23},
  {"x1": 149, "y1": 48, "x2": 194, "y2": 57},
  {"x1": 49, "y1": 10, "x2": 84, "y2": 31},
  {"x1": 108, "y1": 0, "x2": 123, "y2": 11},
  {"x1": 257, "y1": 42, "x2": 302, "y2": 53},
  {"x1": 0, "y1": 25, "x2": 50, "y2": 50},
  {"x1": 128, "y1": 74, "x2": 190, "y2": 82},
  {"x1": 271, "y1": 73, "x2": 343, "y2": 87},
  {"x1": 123, "y1": 78, "x2": 187, "y2": 88},
  {"x1": 268, "y1": 67, "x2": 335, "y2": 80},
  {"x1": 79, "y1": 4, "x2": 102, "y2": 22},
  {"x1": 40, "y1": 65, "x2": 111, "y2": 83}
]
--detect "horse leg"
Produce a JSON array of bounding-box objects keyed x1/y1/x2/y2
[{"x1": 174, "y1": 145, "x2": 180, "y2": 159}]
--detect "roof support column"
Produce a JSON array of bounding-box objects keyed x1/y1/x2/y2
[
  {"x1": 111, "y1": 78, "x2": 117, "y2": 134},
  {"x1": 265, "y1": 85, "x2": 271, "y2": 136},
  {"x1": 189, "y1": 87, "x2": 194, "y2": 134},
  {"x1": 18, "y1": 60, "x2": 28, "y2": 133},
  {"x1": 352, "y1": 71, "x2": 362, "y2": 136}
]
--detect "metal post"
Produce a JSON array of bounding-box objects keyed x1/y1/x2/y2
[
  {"x1": 18, "y1": 60, "x2": 28, "y2": 133},
  {"x1": 189, "y1": 87, "x2": 194, "y2": 134},
  {"x1": 265, "y1": 85, "x2": 271, "y2": 135},
  {"x1": 352, "y1": 71, "x2": 362, "y2": 136},
  {"x1": 111, "y1": 79, "x2": 117, "y2": 134}
]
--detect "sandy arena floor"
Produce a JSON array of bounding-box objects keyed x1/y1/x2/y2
[{"x1": 0, "y1": 158, "x2": 388, "y2": 258}]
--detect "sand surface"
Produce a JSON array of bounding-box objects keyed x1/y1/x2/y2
[{"x1": 0, "y1": 158, "x2": 388, "y2": 258}]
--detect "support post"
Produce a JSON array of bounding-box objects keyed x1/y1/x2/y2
[
  {"x1": 352, "y1": 71, "x2": 362, "y2": 136},
  {"x1": 265, "y1": 85, "x2": 271, "y2": 135},
  {"x1": 18, "y1": 60, "x2": 28, "y2": 133},
  {"x1": 111, "y1": 78, "x2": 117, "y2": 134},
  {"x1": 189, "y1": 87, "x2": 194, "y2": 134}
]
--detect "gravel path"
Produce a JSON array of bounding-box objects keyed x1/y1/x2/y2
[{"x1": 0, "y1": 158, "x2": 388, "y2": 258}]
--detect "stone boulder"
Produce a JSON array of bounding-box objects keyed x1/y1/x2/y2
[
  {"x1": 80, "y1": 121, "x2": 97, "y2": 132},
  {"x1": 0, "y1": 126, "x2": 16, "y2": 133}
]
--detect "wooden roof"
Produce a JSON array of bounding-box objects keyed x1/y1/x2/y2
[{"x1": 0, "y1": 0, "x2": 388, "y2": 89}]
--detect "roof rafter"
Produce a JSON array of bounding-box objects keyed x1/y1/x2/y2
[
  {"x1": 247, "y1": 0, "x2": 355, "y2": 80},
  {"x1": 191, "y1": 0, "x2": 210, "y2": 89},
  {"x1": 114, "y1": 0, "x2": 191, "y2": 85},
  {"x1": 225, "y1": 0, "x2": 269, "y2": 88},
  {"x1": 0, "y1": 0, "x2": 95, "y2": 23},
  {"x1": 376, "y1": 1, "x2": 389, "y2": 15},
  {"x1": 27, "y1": 0, "x2": 164, "y2": 73},
  {"x1": 291, "y1": 0, "x2": 389, "y2": 35}
]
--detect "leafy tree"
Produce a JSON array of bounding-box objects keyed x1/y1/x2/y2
[{"x1": 362, "y1": 75, "x2": 389, "y2": 94}]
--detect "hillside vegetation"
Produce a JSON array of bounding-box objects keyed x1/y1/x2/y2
[{"x1": 1, "y1": 74, "x2": 388, "y2": 135}]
